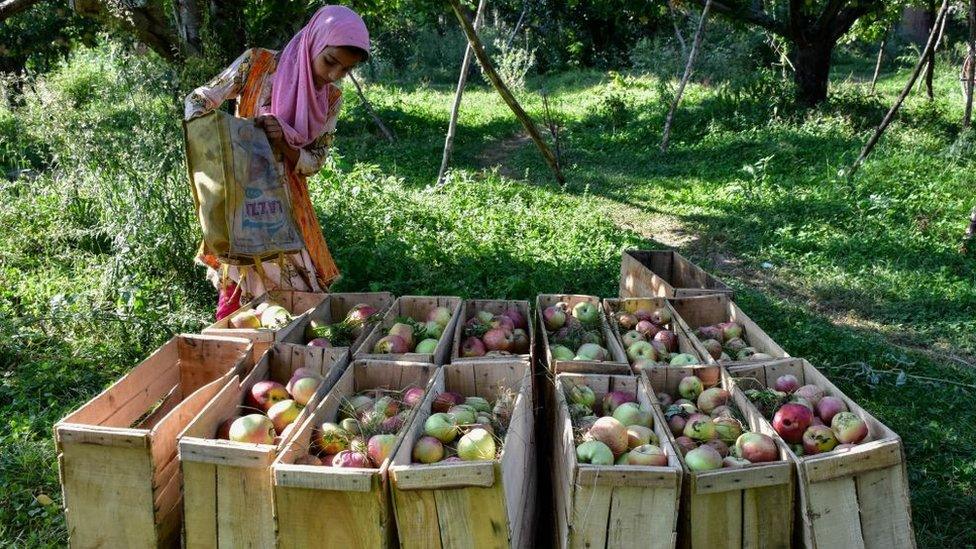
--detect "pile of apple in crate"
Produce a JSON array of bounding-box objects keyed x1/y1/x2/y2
[{"x1": 53, "y1": 250, "x2": 915, "y2": 548}]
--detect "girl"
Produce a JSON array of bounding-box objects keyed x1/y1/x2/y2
[{"x1": 184, "y1": 5, "x2": 369, "y2": 318}]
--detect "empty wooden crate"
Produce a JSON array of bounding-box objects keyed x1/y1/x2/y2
[
  {"x1": 356, "y1": 295, "x2": 462, "y2": 365},
  {"x1": 552, "y1": 372, "x2": 682, "y2": 549},
  {"x1": 642, "y1": 364, "x2": 795, "y2": 549},
  {"x1": 178, "y1": 343, "x2": 348, "y2": 548},
  {"x1": 272, "y1": 359, "x2": 438, "y2": 549},
  {"x1": 278, "y1": 291, "x2": 395, "y2": 354},
  {"x1": 537, "y1": 294, "x2": 629, "y2": 375},
  {"x1": 390, "y1": 359, "x2": 535, "y2": 549},
  {"x1": 726, "y1": 358, "x2": 915, "y2": 548},
  {"x1": 669, "y1": 294, "x2": 787, "y2": 364},
  {"x1": 619, "y1": 250, "x2": 732, "y2": 299},
  {"x1": 55, "y1": 334, "x2": 253, "y2": 548},
  {"x1": 203, "y1": 290, "x2": 327, "y2": 357}
]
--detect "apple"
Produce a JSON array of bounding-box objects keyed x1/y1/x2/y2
[
  {"x1": 588, "y1": 417, "x2": 628, "y2": 457},
  {"x1": 626, "y1": 341, "x2": 657, "y2": 363},
  {"x1": 345, "y1": 303, "x2": 378, "y2": 327},
  {"x1": 543, "y1": 306, "x2": 567, "y2": 330},
  {"x1": 685, "y1": 445, "x2": 723, "y2": 471},
  {"x1": 572, "y1": 302, "x2": 600, "y2": 325},
  {"x1": 510, "y1": 329, "x2": 530, "y2": 354},
  {"x1": 724, "y1": 338, "x2": 748, "y2": 353},
  {"x1": 260, "y1": 305, "x2": 292, "y2": 329},
  {"x1": 678, "y1": 376, "x2": 704, "y2": 400},
  {"x1": 653, "y1": 330, "x2": 678, "y2": 352},
  {"x1": 551, "y1": 344, "x2": 575, "y2": 361},
  {"x1": 428, "y1": 306, "x2": 453, "y2": 328},
  {"x1": 575, "y1": 343, "x2": 607, "y2": 361},
  {"x1": 802, "y1": 425, "x2": 839, "y2": 455},
  {"x1": 723, "y1": 456, "x2": 751, "y2": 468},
  {"x1": 502, "y1": 308, "x2": 527, "y2": 330},
  {"x1": 464, "y1": 396, "x2": 491, "y2": 413},
  {"x1": 367, "y1": 434, "x2": 398, "y2": 467},
  {"x1": 621, "y1": 330, "x2": 645, "y2": 349},
  {"x1": 423, "y1": 320, "x2": 444, "y2": 340},
  {"x1": 230, "y1": 309, "x2": 261, "y2": 329},
  {"x1": 490, "y1": 315, "x2": 516, "y2": 333},
  {"x1": 816, "y1": 396, "x2": 849, "y2": 425},
  {"x1": 425, "y1": 413, "x2": 460, "y2": 442},
  {"x1": 388, "y1": 323, "x2": 415, "y2": 349},
  {"x1": 696, "y1": 325, "x2": 723, "y2": 342},
  {"x1": 215, "y1": 416, "x2": 237, "y2": 440},
  {"x1": 448, "y1": 404, "x2": 477, "y2": 426},
  {"x1": 267, "y1": 399, "x2": 302, "y2": 434},
  {"x1": 710, "y1": 406, "x2": 732, "y2": 418},
  {"x1": 795, "y1": 384, "x2": 825, "y2": 407},
  {"x1": 718, "y1": 321, "x2": 743, "y2": 341},
  {"x1": 683, "y1": 414, "x2": 717, "y2": 441},
  {"x1": 697, "y1": 387, "x2": 730, "y2": 414},
  {"x1": 294, "y1": 454, "x2": 323, "y2": 466},
  {"x1": 307, "y1": 337, "x2": 331, "y2": 348},
  {"x1": 317, "y1": 422, "x2": 350, "y2": 454},
  {"x1": 700, "y1": 339, "x2": 723, "y2": 360},
  {"x1": 656, "y1": 393, "x2": 673, "y2": 407},
  {"x1": 373, "y1": 335, "x2": 409, "y2": 354},
  {"x1": 626, "y1": 425, "x2": 656, "y2": 449},
  {"x1": 616, "y1": 313, "x2": 638, "y2": 330},
  {"x1": 734, "y1": 432, "x2": 778, "y2": 463},
  {"x1": 332, "y1": 450, "x2": 370, "y2": 468},
  {"x1": 636, "y1": 320, "x2": 661, "y2": 339},
  {"x1": 340, "y1": 394, "x2": 374, "y2": 419},
  {"x1": 669, "y1": 353, "x2": 699, "y2": 366},
  {"x1": 603, "y1": 391, "x2": 636, "y2": 414},
  {"x1": 627, "y1": 444, "x2": 668, "y2": 466},
  {"x1": 667, "y1": 413, "x2": 687, "y2": 436},
  {"x1": 248, "y1": 380, "x2": 289, "y2": 411},
  {"x1": 789, "y1": 396, "x2": 815, "y2": 413},
  {"x1": 403, "y1": 387, "x2": 426, "y2": 408},
  {"x1": 712, "y1": 416, "x2": 744, "y2": 444},
  {"x1": 773, "y1": 403, "x2": 814, "y2": 443},
  {"x1": 483, "y1": 328, "x2": 514, "y2": 352},
  {"x1": 674, "y1": 436, "x2": 697, "y2": 456},
  {"x1": 380, "y1": 413, "x2": 407, "y2": 434},
  {"x1": 415, "y1": 338, "x2": 439, "y2": 354},
  {"x1": 433, "y1": 391, "x2": 464, "y2": 413},
  {"x1": 286, "y1": 372, "x2": 321, "y2": 406},
  {"x1": 374, "y1": 396, "x2": 400, "y2": 418},
  {"x1": 831, "y1": 412, "x2": 868, "y2": 444},
  {"x1": 705, "y1": 439, "x2": 730, "y2": 457},
  {"x1": 675, "y1": 400, "x2": 698, "y2": 414},
  {"x1": 576, "y1": 440, "x2": 614, "y2": 465},
  {"x1": 650, "y1": 340, "x2": 671, "y2": 362},
  {"x1": 458, "y1": 428, "x2": 496, "y2": 461},
  {"x1": 568, "y1": 384, "x2": 596, "y2": 408},
  {"x1": 461, "y1": 336, "x2": 487, "y2": 357},
  {"x1": 229, "y1": 414, "x2": 275, "y2": 444},
  {"x1": 634, "y1": 309, "x2": 653, "y2": 322},
  {"x1": 412, "y1": 436, "x2": 445, "y2": 464},
  {"x1": 774, "y1": 374, "x2": 800, "y2": 393},
  {"x1": 612, "y1": 402, "x2": 654, "y2": 428}
]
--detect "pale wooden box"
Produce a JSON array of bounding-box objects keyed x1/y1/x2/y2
[
  {"x1": 356, "y1": 295, "x2": 462, "y2": 365},
  {"x1": 619, "y1": 250, "x2": 733, "y2": 299}
]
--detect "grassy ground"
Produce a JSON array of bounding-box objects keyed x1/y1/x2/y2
[{"x1": 1, "y1": 42, "x2": 975, "y2": 546}]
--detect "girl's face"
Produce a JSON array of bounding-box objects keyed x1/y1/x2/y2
[{"x1": 312, "y1": 46, "x2": 362, "y2": 88}]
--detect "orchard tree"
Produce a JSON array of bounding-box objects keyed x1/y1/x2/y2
[{"x1": 693, "y1": 0, "x2": 892, "y2": 105}]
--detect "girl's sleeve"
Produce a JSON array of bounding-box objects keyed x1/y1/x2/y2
[
  {"x1": 294, "y1": 88, "x2": 343, "y2": 176},
  {"x1": 184, "y1": 49, "x2": 255, "y2": 120}
]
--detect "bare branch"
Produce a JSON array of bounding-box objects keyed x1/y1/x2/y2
[{"x1": 694, "y1": 0, "x2": 787, "y2": 36}]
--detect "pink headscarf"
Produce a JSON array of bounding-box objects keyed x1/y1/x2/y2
[{"x1": 269, "y1": 5, "x2": 370, "y2": 149}]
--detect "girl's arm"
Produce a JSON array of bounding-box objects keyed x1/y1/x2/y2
[{"x1": 184, "y1": 49, "x2": 256, "y2": 120}]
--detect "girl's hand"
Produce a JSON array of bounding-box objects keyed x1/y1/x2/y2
[{"x1": 256, "y1": 115, "x2": 284, "y2": 142}]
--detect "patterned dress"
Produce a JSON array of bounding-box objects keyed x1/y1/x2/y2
[{"x1": 184, "y1": 48, "x2": 343, "y2": 303}]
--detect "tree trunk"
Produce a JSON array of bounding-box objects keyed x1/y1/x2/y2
[
  {"x1": 793, "y1": 40, "x2": 833, "y2": 106},
  {"x1": 208, "y1": 0, "x2": 247, "y2": 62},
  {"x1": 963, "y1": 205, "x2": 976, "y2": 253},
  {"x1": 926, "y1": 0, "x2": 936, "y2": 99},
  {"x1": 870, "y1": 31, "x2": 888, "y2": 93},
  {"x1": 174, "y1": 0, "x2": 204, "y2": 56},
  {"x1": 965, "y1": 0, "x2": 976, "y2": 128},
  {"x1": 661, "y1": 0, "x2": 712, "y2": 152}
]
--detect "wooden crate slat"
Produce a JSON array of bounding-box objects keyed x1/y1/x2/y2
[{"x1": 619, "y1": 250, "x2": 732, "y2": 299}]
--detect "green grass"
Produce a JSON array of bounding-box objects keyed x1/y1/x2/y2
[{"x1": 2, "y1": 41, "x2": 975, "y2": 546}]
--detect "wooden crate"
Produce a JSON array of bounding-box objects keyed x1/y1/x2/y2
[
  {"x1": 642, "y1": 364, "x2": 796, "y2": 549},
  {"x1": 619, "y1": 250, "x2": 733, "y2": 299},
  {"x1": 669, "y1": 294, "x2": 788, "y2": 364},
  {"x1": 278, "y1": 291, "x2": 395, "y2": 355},
  {"x1": 54, "y1": 334, "x2": 253, "y2": 548},
  {"x1": 726, "y1": 358, "x2": 915, "y2": 549},
  {"x1": 390, "y1": 359, "x2": 535, "y2": 549},
  {"x1": 451, "y1": 299, "x2": 534, "y2": 364},
  {"x1": 202, "y1": 290, "x2": 328, "y2": 357},
  {"x1": 178, "y1": 343, "x2": 349, "y2": 548},
  {"x1": 272, "y1": 359, "x2": 439, "y2": 549},
  {"x1": 536, "y1": 294, "x2": 630, "y2": 375},
  {"x1": 551, "y1": 372, "x2": 682, "y2": 549},
  {"x1": 603, "y1": 297, "x2": 714, "y2": 369},
  {"x1": 356, "y1": 295, "x2": 462, "y2": 365}
]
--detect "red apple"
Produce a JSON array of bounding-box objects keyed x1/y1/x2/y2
[
  {"x1": 367, "y1": 434, "x2": 398, "y2": 467},
  {"x1": 653, "y1": 330, "x2": 678, "y2": 352},
  {"x1": 704, "y1": 439, "x2": 729, "y2": 457},
  {"x1": 412, "y1": 436, "x2": 445, "y2": 464},
  {"x1": 510, "y1": 329, "x2": 530, "y2": 354},
  {"x1": 267, "y1": 399, "x2": 302, "y2": 434},
  {"x1": 461, "y1": 336, "x2": 487, "y2": 357},
  {"x1": 772, "y1": 403, "x2": 814, "y2": 443},
  {"x1": 373, "y1": 334, "x2": 408, "y2": 354},
  {"x1": 248, "y1": 380, "x2": 289, "y2": 412},
  {"x1": 697, "y1": 387, "x2": 730, "y2": 414},
  {"x1": 627, "y1": 444, "x2": 668, "y2": 466},
  {"x1": 802, "y1": 425, "x2": 839, "y2": 455},
  {"x1": 674, "y1": 436, "x2": 697, "y2": 456},
  {"x1": 502, "y1": 308, "x2": 527, "y2": 330},
  {"x1": 816, "y1": 396, "x2": 848, "y2": 425},
  {"x1": 588, "y1": 417, "x2": 628, "y2": 457},
  {"x1": 387, "y1": 323, "x2": 415, "y2": 349},
  {"x1": 795, "y1": 384, "x2": 825, "y2": 407},
  {"x1": 483, "y1": 328, "x2": 514, "y2": 352},
  {"x1": 543, "y1": 306, "x2": 566, "y2": 330},
  {"x1": 685, "y1": 445, "x2": 723, "y2": 471},
  {"x1": 403, "y1": 387, "x2": 426, "y2": 408},
  {"x1": 734, "y1": 432, "x2": 778, "y2": 463},
  {"x1": 286, "y1": 372, "x2": 322, "y2": 406},
  {"x1": 636, "y1": 320, "x2": 661, "y2": 339},
  {"x1": 427, "y1": 306, "x2": 453, "y2": 328},
  {"x1": 433, "y1": 391, "x2": 464, "y2": 413},
  {"x1": 332, "y1": 450, "x2": 370, "y2": 468},
  {"x1": 229, "y1": 414, "x2": 275, "y2": 444},
  {"x1": 774, "y1": 374, "x2": 800, "y2": 393},
  {"x1": 602, "y1": 391, "x2": 636, "y2": 414},
  {"x1": 215, "y1": 416, "x2": 237, "y2": 440}
]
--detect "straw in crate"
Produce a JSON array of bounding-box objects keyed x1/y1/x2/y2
[
  {"x1": 551, "y1": 372, "x2": 682, "y2": 548},
  {"x1": 203, "y1": 290, "x2": 327, "y2": 357},
  {"x1": 178, "y1": 343, "x2": 348, "y2": 548},
  {"x1": 389, "y1": 359, "x2": 535, "y2": 549},
  {"x1": 669, "y1": 294, "x2": 788, "y2": 364},
  {"x1": 603, "y1": 297, "x2": 711, "y2": 372},
  {"x1": 643, "y1": 364, "x2": 795, "y2": 549},
  {"x1": 55, "y1": 335, "x2": 253, "y2": 548},
  {"x1": 279, "y1": 291, "x2": 395, "y2": 355},
  {"x1": 536, "y1": 294, "x2": 629, "y2": 375},
  {"x1": 272, "y1": 359, "x2": 438, "y2": 549},
  {"x1": 357, "y1": 295, "x2": 462, "y2": 365},
  {"x1": 727, "y1": 358, "x2": 915, "y2": 548}
]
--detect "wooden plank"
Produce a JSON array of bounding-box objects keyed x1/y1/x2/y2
[
  {"x1": 181, "y1": 460, "x2": 217, "y2": 549},
  {"x1": 619, "y1": 250, "x2": 675, "y2": 298},
  {"x1": 570, "y1": 481, "x2": 612, "y2": 549},
  {"x1": 607, "y1": 485, "x2": 678, "y2": 549},
  {"x1": 275, "y1": 465, "x2": 374, "y2": 492},
  {"x1": 276, "y1": 480, "x2": 390, "y2": 549},
  {"x1": 214, "y1": 464, "x2": 276, "y2": 548},
  {"x1": 687, "y1": 490, "x2": 743, "y2": 549},
  {"x1": 742, "y1": 483, "x2": 793, "y2": 549},
  {"x1": 56, "y1": 425, "x2": 150, "y2": 448},
  {"x1": 576, "y1": 467, "x2": 678, "y2": 489},
  {"x1": 393, "y1": 487, "x2": 443, "y2": 549},
  {"x1": 855, "y1": 465, "x2": 915, "y2": 549},
  {"x1": 434, "y1": 483, "x2": 510, "y2": 548},
  {"x1": 803, "y1": 440, "x2": 903, "y2": 483},
  {"x1": 692, "y1": 462, "x2": 791, "y2": 495},
  {"x1": 393, "y1": 461, "x2": 495, "y2": 490},
  {"x1": 806, "y1": 476, "x2": 866, "y2": 549}
]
